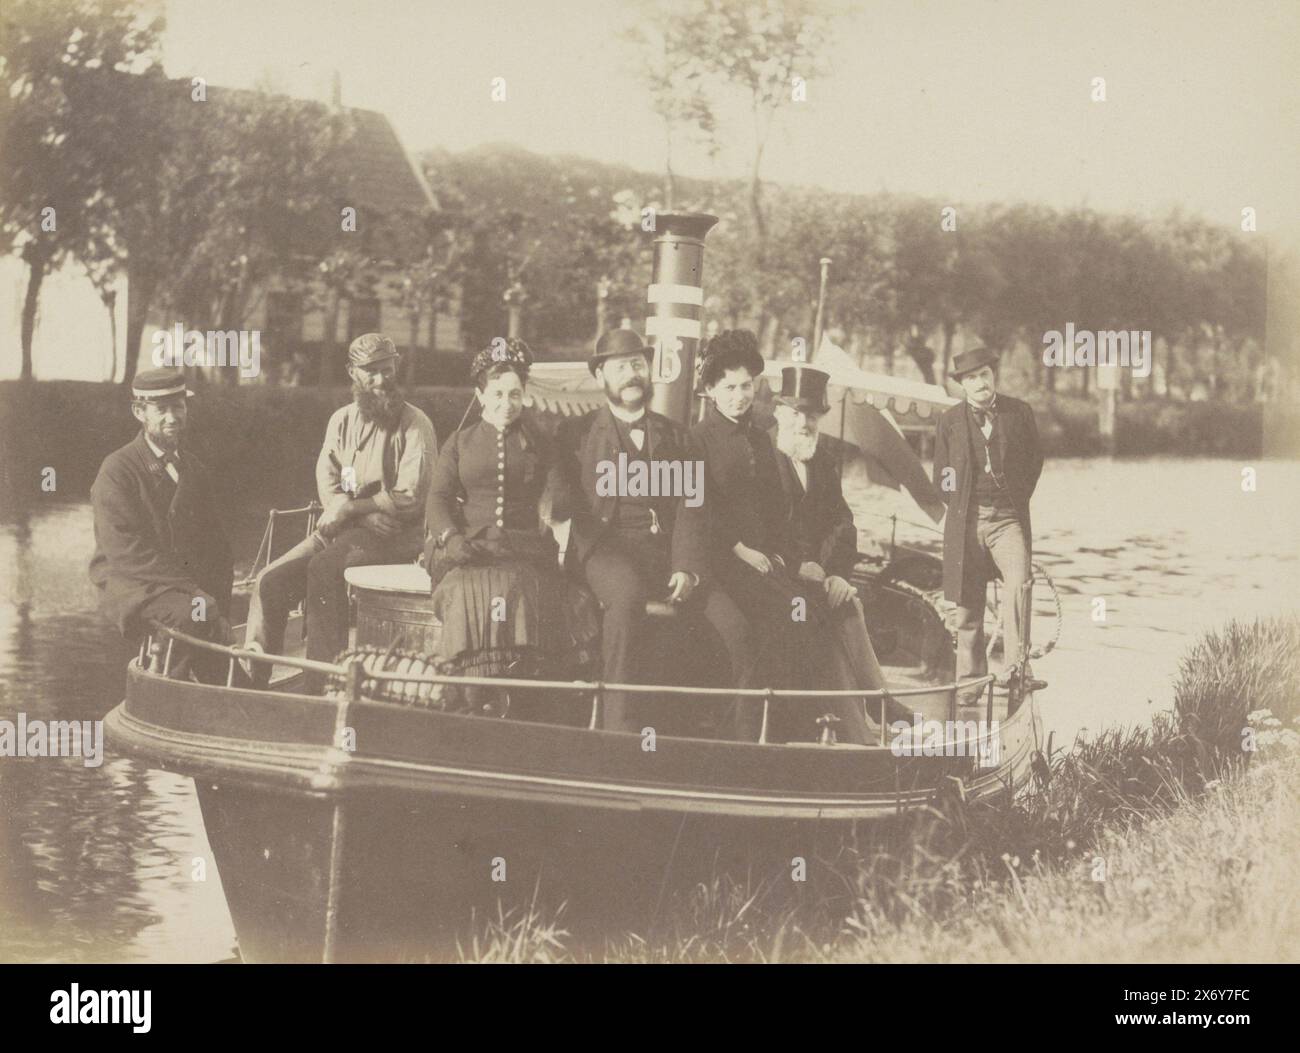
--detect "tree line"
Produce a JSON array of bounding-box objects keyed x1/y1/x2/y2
[
  {"x1": 435, "y1": 144, "x2": 1269, "y2": 402},
  {"x1": 1, "y1": 0, "x2": 1271, "y2": 403}
]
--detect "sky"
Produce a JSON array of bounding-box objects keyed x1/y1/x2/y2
[
  {"x1": 155, "y1": 0, "x2": 1300, "y2": 226},
  {"x1": 5, "y1": 0, "x2": 1298, "y2": 381}
]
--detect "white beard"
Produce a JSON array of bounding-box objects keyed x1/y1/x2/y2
[{"x1": 776, "y1": 428, "x2": 818, "y2": 463}]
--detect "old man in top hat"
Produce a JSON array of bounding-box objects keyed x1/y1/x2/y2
[
  {"x1": 768, "y1": 362, "x2": 910, "y2": 738},
  {"x1": 553, "y1": 328, "x2": 752, "y2": 734},
  {"x1": 244, "y1": 334, "x2": 438, "y2": 691},
  {"x1": 89, "y1": 367, "x2": 236, "y2": 683},
  {"x1": 933, "y1": 347, "x2": 1044, "y2": 700}
]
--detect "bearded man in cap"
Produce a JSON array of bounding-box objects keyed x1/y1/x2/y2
[
  {"x1": 933, "y1": 347, "x2": 1043, "y2": 701},
  {"x1": 245, "y1": 334, "x2": 437, "y2": 691},
  {"x1": 768, "y1": 364, "x2": 910, "y2": 737},
  {"x1": 89, "y1": 368, "x2": 237, "y2": 683},
  {"x1": 552, "y1": 329, "x2": 750, "y2": 734}
]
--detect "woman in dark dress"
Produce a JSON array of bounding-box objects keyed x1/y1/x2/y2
[
  {"x1": 425, "y1": 341, "x2": 597, "y2": 697},
  {"x1": 689, "y1": 330, "x2": 871, "y2": 744}
]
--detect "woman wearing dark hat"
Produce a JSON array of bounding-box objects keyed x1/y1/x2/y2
[
  {"x1": 425, "y1": 339, "x2": 597, "y2": 701},
  {"x1": 689, "y1": 330, "x2": 866, "y2": 743}
]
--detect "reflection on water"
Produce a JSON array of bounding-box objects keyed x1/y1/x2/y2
[
  {"x1": 0, "y1": 504, "x2": 243, "y2": 964},
  {"x1": 1, "y1": 459, "x2": 1297, "y2": 962},
  {"x1": 850, "y1": 457, "x2": 1300, "y2": 745}
]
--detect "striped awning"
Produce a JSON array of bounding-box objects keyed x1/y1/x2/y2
[
  {"x1": 763, "y1": 337, "x2": 959, "y2": 427},
  {"x1": 525, "y1": 362, "x2": 605, "y2": 417}
]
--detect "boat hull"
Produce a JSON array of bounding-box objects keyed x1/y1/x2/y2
[
  {"x1": 106, "y1": 663, "x2": 1041, "y2": 962},
  {"x1": 191, "y1": 782, "x2": 889, "y2": 962}
]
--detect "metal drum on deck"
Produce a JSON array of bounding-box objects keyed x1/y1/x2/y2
[{"x1": 344, "y1": 564, "x2": 441, "y2": 656}]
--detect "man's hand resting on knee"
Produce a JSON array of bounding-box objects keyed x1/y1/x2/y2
[{"x1": 359, "y1": 511, "x2": 402, "y2": 537}]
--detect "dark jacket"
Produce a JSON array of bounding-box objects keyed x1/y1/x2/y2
[
  {"x1": 689, "y1": 402, "x2": 797, "y2": 572},
  {"x1": 555, "y1": 404, "x2": 707, "y2": 580},
  {"x1": 88, "y1": 432, "x2": 233, "y2": 637},
  {"x1": 770, "y1": 434, "x2": 859, "y2": 581},
  {"x1": 426, "y1": 412, "x2": 566, "y2": 541},
  {"x1": 932, "y1": 395, "x2": 1043, "y2": 606}
]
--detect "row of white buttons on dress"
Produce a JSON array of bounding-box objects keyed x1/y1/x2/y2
[{"x1": 496, "y1": 430, "x2": 506, "y2": 528}]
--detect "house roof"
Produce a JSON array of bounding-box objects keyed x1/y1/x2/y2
[
  {"x1": 197, "y1": 83, "x2": 437, "y2": 261},
  {"x1": 198, "y1": 82, "x2": 437, "y2": 216},
  {"x1": 343, "y1": 106, "x2": 438, "y2": 215},
  {"x1": 77, "y1": 72, "x2": 437, "y2": 263}
]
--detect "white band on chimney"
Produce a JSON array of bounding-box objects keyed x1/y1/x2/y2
[
  {"x1": 645, "y1": 316, "x2": 702, "y2": 341},
  {"x1": 647, "y1": 284, "x2": 704, "y2": 306}
]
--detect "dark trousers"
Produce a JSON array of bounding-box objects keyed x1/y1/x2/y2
[
  {"x1": 137, "y1": 588, "x2": 236, "y2": 685},
  {"x1": 580, "y1": 531, "x2": 754, "y2": 733},
  {"x1": 247, "y1": 526, "x2": 418, "y2": 692},
  {"x1": 712, "y1": 558, "x2": 879, "y2": 744}
]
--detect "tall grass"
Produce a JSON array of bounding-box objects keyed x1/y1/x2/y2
[{"x1": 458, "y1": 615, "x2": 1300, "y2": 962}]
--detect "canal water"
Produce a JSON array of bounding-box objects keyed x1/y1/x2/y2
[{"x1": 1, "y1": 457, "x2": 1297, "y2": 962}]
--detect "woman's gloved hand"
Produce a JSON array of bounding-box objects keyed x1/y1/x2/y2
[{"x1": 443, "y1": 533, "x2": 471, "y2": 563}]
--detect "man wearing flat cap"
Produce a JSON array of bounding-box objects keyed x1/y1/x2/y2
[
  {"x1": 552, "y1": 328, "x2": 745, "y2": 734},
  {"x1": 89, "y1": 368, "x2": 237, "y2": 683},
  {"x1": 245, "y1": 334, "x2": 438, "y2": 690},
  {"x1": 933, "y1": 347, "x2": 1043, "y2": 700}
]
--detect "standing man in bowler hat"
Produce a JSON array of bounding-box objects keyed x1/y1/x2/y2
[
  {"x1": 89, "y1": 368, "x2": 237, "y2": 683},
  {"x1": 933, "y1": 348, "x2": 1043, "y2": 700}
]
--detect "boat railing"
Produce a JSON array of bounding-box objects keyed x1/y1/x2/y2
[
  {"x1": 138, "y1": 625, "x2": 1001, "y2": 746},
  {"x1": 233, "y1": 502, "x2": 323, "y2": 589}
]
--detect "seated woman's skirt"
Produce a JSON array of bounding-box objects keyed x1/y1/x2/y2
[{"x1": 431, "y1": 528, "x2": 598, "y2": 678}]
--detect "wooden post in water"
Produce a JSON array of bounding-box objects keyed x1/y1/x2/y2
[
  {"x1": 646, "y1": 212, "x2": 719, "y2": 428},
  {"x1": 1097, "y1": 361, "x2": 1119, "y2": 455}
]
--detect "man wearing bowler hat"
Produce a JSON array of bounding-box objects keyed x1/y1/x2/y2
[
  {"x1": 933, "y1": 347, "x2": 1043, "y2": 700},
  {"x1": 89, "y1": 367, "x2": 237, "y2": 683},
  {"x1": 244, "y1": 334, "x2": 437, "y2": 691},
  {"x1": 769, "y1": 363, "x2": 910, "y2": 740},
  {"x1": 552, "y1": 328, "x2": 751, "y2": 734}
]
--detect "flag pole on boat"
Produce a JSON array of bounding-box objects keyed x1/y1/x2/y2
[
  {"x1": 810, "y1": 256, "x2": 850, "y2": 480},
  {"x1": 813, "y1": 256, "x2": 832, "y2": 356}
]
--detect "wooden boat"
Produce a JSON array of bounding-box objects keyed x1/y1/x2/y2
[
  {"x1": 105, "y1": 546, "x2": 1045, "y2": 963},
  {"x1": 103, "y1": 215, "x2": 1050, "y2": 962}
]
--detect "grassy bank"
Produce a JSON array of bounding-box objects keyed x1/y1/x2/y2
[
  {"x1": 458, "y1": 616, "x2": 1300, "y2": 963},
  {"x1": 1, "y1": 382, "x2": 1295, "y2": 514},
  {"x1": 1034, "y1": 393, "x2": 1292, "y2": 458},
  {"x1": 830, "y1": 749, "x2": 1299, "y2": 963}
]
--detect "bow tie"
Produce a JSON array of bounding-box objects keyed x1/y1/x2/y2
[{"x1": 971, "y1": 404, "x2": 996, "y2": 427}]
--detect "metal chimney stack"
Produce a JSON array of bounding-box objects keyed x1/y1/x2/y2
[{"x1": 645, "y1": 211, "x2": 718, "y2": 427}]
